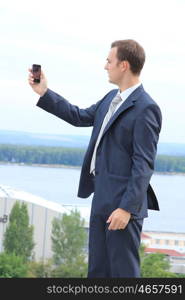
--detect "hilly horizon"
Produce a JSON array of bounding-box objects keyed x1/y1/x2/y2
[{"x1": 0, "y1": 130, "x2": 185, "y2": 156}]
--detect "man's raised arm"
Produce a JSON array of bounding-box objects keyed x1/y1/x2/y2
[{"x1": 28, "y1": 69, "x2": 102, "y2": 127}]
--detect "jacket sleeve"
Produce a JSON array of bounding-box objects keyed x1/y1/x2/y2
[
  {"x1": 119, "y1": 104, "x2": 162, "y2": 215},
  {"x1": 36, "y1": 88, "x2": 104, "y2": 127}
]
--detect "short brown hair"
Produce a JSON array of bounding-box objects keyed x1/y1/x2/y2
[{"x1": 111, "y1": 39, "x2": 145, "y2": 75}]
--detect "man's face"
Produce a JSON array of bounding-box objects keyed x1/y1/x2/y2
[{"x1": 104, "y1": 47, "x2": 123, "y2": 85}]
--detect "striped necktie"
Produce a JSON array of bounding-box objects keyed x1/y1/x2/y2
[{"x1": 90, "y1": 93, "x2": 122, "y2": 175}]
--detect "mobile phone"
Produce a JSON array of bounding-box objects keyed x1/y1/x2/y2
[{"x1": 32, "y1": 64, "x2": 41, "y2": 83}]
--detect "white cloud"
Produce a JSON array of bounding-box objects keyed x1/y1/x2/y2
[{"x1": 0, "y1": 0, "x2": 185, "y2": 142}]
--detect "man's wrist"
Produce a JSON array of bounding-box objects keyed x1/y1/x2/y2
[
  {"x1": 39, "y1": 88, "x2": 48, "y2": 97},
  {"x1": 118, "y1": 208, "x2": 131, "y2": 215}
]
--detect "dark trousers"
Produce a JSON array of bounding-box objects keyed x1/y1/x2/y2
[{"x1": 87, "y1": 212, "x2": 143, "y2": 278}]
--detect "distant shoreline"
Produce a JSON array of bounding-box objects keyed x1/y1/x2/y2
[
  {"x1": 1, "y1": 161, "x2": 185, "y2": 175},
  {"x1": 0, "y1": 161, "x2": 81, "y2": 170}
]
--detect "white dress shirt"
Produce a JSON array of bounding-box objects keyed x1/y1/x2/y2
[{"x1": 114, "y1": 82, "x2": 141, "y2": 113}]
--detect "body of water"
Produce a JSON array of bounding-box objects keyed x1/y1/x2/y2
[{"x1": 0, "y1": 164, "x2": 184, "y2": 233}]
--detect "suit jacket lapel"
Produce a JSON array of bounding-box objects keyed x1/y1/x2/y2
[
  {"x1": 88, "y1": 85, "x2": 144, "y2": 154},
  {"x1": 101, "y1": 85, "x2": 144, "y2": 139}
]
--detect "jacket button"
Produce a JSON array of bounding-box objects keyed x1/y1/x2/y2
[{"x1": 95, "y1": 170, "x2": 99, "y2": 175}]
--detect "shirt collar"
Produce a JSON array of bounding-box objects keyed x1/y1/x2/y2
[{"x1": 118, "y1": 82, "x2": 141, "y2": 102}]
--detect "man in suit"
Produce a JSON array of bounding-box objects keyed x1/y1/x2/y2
[{"x1": 28, "y1": 39, "x2": 162, "y2": 278}]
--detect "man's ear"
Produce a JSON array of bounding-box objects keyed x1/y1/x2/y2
[{"x1": 120, "y1": 60, "x2": 129, "y2": 72}]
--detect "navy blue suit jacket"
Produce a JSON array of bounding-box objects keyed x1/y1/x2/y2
[{"x1": 37, "y1": 85, "x2": 162, "y2": 219}]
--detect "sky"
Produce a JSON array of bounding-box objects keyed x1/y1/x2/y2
[{"x1": 0, "y1": 0, "x2": 185, "y2": 143}]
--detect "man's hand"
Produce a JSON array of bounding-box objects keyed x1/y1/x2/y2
[
  {"x1": 106, "y1": 208, "x2": 131, "y2": 230},
  {"x1": 28, "y1": 69, "x2": 48, "y2": 97}
]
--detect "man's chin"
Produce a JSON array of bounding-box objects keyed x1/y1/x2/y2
[
  {"x1": 108, "y1": 78, "x2": 115, "y2": 84},
  {"x1": 107, "y1": 76, "x2": 116, "y2": 84}
]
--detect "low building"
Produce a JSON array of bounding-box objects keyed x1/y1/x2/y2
[
  {"x1": 141, "y1": 231, "x2": 185, "y2": 274},
  {"x1": 141, "y1": 231, "x2": 185, "y2": 253},
  {"x1": 0, "y1": 184, "x2": 73, "y2": 260}
]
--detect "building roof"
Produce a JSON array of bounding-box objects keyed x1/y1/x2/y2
[
  {"x1": 145, "y1": 248, "x2": 185, "y2": 257},
  {"x1": 0, "y1": 184, "x2": 69, "y2": 214},
  {"x1": 141, "y1": 232, "x2": 151, "y2": 239},
  {"x1": 143, "y1": 231, "x2": 185, "y2": 237}
]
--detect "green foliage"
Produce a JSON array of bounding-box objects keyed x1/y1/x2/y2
[
  {"x1": 140, "y1": 244, "x2": 178, "y2": 278},
  {"x1": 0, "y1": 144, "x2": 85, "y2": 166},
  {"x1": 1, "y1": 144, "x2": 185, "y2": 172},
  {"x1": 51, "y1": 256, "x2": 88, "y2": 278},
  {"x1": 155, "y1": 155, "x2": 185, "y2": 173},
  {"x1": 141, "y1": 253, "x2": 177, "y2": 277},
  {"x1": 0, "y1": 252, "x2": 28, "y2": 278},
  {"x1": 3, "y1": 201, "x2": 35, "y2": 262},
  {"x1": 175, "y1": 273, "x2": 185, "y2": 277},
  {"x1": 51, "y1": 209, "x2": 88, "y2": 277},
  {"x1": 27, "y1": 259, "x2": 53, "y2": 278}
]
